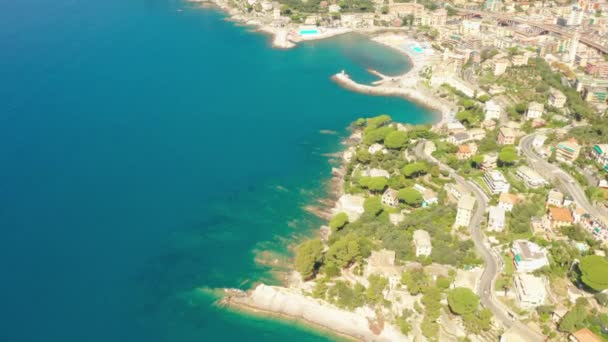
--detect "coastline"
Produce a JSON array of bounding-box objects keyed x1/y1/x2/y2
[
  {"x1": 190, "y1": 2, "x2": 453, "y2": 340},
  {"x1": 220, "y1": 285, "x2": 408, "y2": 342}
]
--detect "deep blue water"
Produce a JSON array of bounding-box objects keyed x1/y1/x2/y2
[{"x1": 0, "y1": 1, "x2": 434, "y2": 341}]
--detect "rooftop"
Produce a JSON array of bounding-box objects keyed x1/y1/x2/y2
[
  {"x1": 572, "y1": 328, "x2": 603, "y2": 342},
  {"x1": 549, "y1": 206, "x2": 574, "y2": 223},
  {"x1": 458, "y1": 194, "x2": 476, "y2": 211}
]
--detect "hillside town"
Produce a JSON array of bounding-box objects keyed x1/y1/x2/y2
[{"x1": 208, "y1": 0, "x2": 608, "y2": 341}]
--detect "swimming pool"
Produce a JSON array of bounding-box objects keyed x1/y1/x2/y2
[
  {"x1": 300, "y1": 30, "x2": 319, "y2": 35},
  {"x1": 412, "y1": 46, "x2": 423, "y2": 53}
]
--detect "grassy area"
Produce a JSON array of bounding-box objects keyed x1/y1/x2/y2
[{"x1": 503, "y1": 253, "x2": 514, "y2": 276}]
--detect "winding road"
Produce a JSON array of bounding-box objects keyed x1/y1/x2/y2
[
  {"x1": 414, "y1": 141, "x2": 544, "y2": 341},
  {"x1": 519, "y1": 133, "x2": 608, "y2": 224}
]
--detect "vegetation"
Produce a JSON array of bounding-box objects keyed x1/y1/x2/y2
[
  {"x1": 447, "y1": 287, "x2": 479, "y2": 315},
  {"x1": 402, "y1": 162, "x2": 429, "y2": 178},
  {"x1": 363, "y1": 196, "x2": 383, "y2": 216},
  {"x1": 359, "y1": 176, "x2": 388, "y2": 192},
  {"x1": 384, "y1": 130, "x2": 409, "y2": 149},
  {"x1": 498, "y1": 146, "x2": 518, "y2": 166},
  {"x1": 295, "y1": 239, "x2": 324, "y2": 280},
  {"x1": 579, "y1": 255, "x2": 608, "y2": 291},
  {"x1": 398, "y1": 187, "x2": 423, "y2": 207},
  {"x1": 329, "y1": 212, "x2": 349, "y2": 232}
]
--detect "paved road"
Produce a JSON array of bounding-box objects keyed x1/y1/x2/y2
[
  {"x1": 414, "y1": 141, "x2": 544, "y2": 341},
  {"x1": 519, "y1": 133, "x2": 608, "y2": 224}
]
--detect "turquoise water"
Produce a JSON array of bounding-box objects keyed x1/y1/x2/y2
[
  {"x1": 300, "y1": 30, "x2": 319, "y2": 35},
  {"x1": 0, "y1": 1, "x2": 434, "y2": 341}
]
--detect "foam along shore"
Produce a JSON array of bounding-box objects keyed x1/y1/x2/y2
[
  {"x1": 192, "y1": 0, "x2": 352, "y2": 49},
  {"x1": 332, "y1": 70, "x2": 452, "y2": 128},
  {"x1": 222, "y1": 284, "x2": 409, "y2": 342}
]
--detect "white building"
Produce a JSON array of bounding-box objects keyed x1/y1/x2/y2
[
  {"x1": 483, "y1": 170, "x2": 511, "y2": 194},
  {"x1": 487, "y1": 206, "x2": 506, "y2": 232},
  {"x1": 445, "y1": 183, "x2": 468, "y2": 201},
  {"x1": 547, "y1": 189, "x2": 564, "y2": 207},
  {"x1": 334, "y1": 194, "x2": 365, "y2": 222},
  {"x1": 368, "y1": 143, "x2": 387, "y2": 154},
  {"x1": 511, "y1": 240, "x2": 550, "y2": 273},
  {"x1": 454, "y1": 194, "x2": 476, "y2": 228},
  {"x1": 525, "y1": 102, "x2": 544, "y2": 120},
  {"x1": 461, "y1": 20, "x2": 481, "y2": 36},
  {"x1": 516, "y1": 166, "x2": 548, "y2": 188},
  {"x1": 413, "y1": 229, "x2": 432, "y2": 257},
  {"x1": 484, "y1": 100, "x2": 502, "y2": 121},
  {"x1": 514, "y1": 274, "x2": 547, "y2": 309},
  {"x1": 498, "y1": 192, "x2": 518, "y2": 212},
  {"x1": 381, "y1": 189, "x2": 399, "y2": 207},
  {"x1": 361, "y1": 168, "x2": 390, "y2": 178}
]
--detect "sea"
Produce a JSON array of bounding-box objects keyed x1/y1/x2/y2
[{"x1": 0, "y1": 0, "x2": 435, "y2": 341}]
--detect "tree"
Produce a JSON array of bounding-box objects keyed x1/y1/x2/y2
[
  {"x1": 579, "y1": 255, "x2": 608, "y2": 291},
  {"x1": 559, "y1": 301, "x2": 587, "y2": 332},
  {"x1": 356, "y1": 148, "x2": 371, "y2": 163},
  {"x1": 478, "y1": 94, "x2": 490, "y2": 103},
  {"x1": 471, "y1": 154, "x2": 484, "y2": 168},
  {"x1": 401, "y1": 268, "x2": 429, "y2": 295},
  {"x1": 366, "y1": 274, "x2": 389, "y2": 304},
  {"x1": 461, "y1": 99, "x2": 476, "y2": 110},
  {"x1": 326, "y1": 236, "x2": 361, "y2": 269},
  {"x1": 364, "y1": 196, "x2": 383, "y2": 216},
  {"x1": 366, "y1": 114, "x2": 392, "y2": 129},
  {"x1": 363, "y1": 126, "x2": 394, "y2": 145},
  {"x1": 398, "y1": 187, "x2": 423, "y2": 207},
  {"x1": 329, "y1": 212, "x2": 349, "y2": 231},
  {"x1": 294, "y1": 239, "x2": 324, "y2": 280},
  {"x1": 359, "y1": 176, "x2": 388, "y2": 192},
  {"x1": 384, "y1": 130, "x2": 408, "y2": 149},
  {"x1": 447, "y1": 288, "x2": 480, "y2": 315},
  {"x1": 498, "y1": 146, "x2": 517, "y2": 165},
  {"x1": 515, "y1": 102, "x2": 527, "y2": 114},
  {"x1": 401, "y1": 162, "x2": 429, "y2": 178}
]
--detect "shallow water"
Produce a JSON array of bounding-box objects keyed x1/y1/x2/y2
[{"x1": 0, "y1": 1, "x2": 434, "y2": 341}]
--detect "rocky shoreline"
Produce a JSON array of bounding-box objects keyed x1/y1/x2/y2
[{"x1": 221, "y1": 285, "x2": 409, "y2": 342}]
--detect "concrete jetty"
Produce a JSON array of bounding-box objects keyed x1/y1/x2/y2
[{"x1": 332, "y1": 71, "x2": 453, "y2": 127}]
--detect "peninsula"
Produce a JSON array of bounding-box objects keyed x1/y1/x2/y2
[{"x1": 193, "y1": 0, "x2": 608, "y2": 340}]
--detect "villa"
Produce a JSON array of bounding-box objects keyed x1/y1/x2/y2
[
  {"x1": 547, "y1": 189, "x2": 564, "y2": 207},
  {"x1": 484, "y1": 100, "x2": 502, "y2": 121},
  {"x1": 514, "y1": 274, "x2": 547, "y2": 309},
  {"x1": 516, "y1": 166, "x2": 548, "y2": 188},
  {"x1": 413, "y1": 230, "x2": 432, "y2": 257},
  {"x1": 381, "y1": 189, "x2": 399, "y2": 207},
  {"x1": 483, "y1": 170, "x2": 511, "y2": 194},
  {"x1": 454, "y1": 194, "x2": 476, "y2": 228},
  {"x1": 555, "y1": 139, "x2": 581, "y2": 163},
  {"x1": 548, "y1": 88, "x2": 567, "y2": 108},
  {"x1": 498, "y1": 192, "x2": 518, "y2": 212},
  {"x1": 547, "y1": 206, "x2": 574, "y2": 229},
  {"x1": 497, "y1": 126, "x2": 516, "y2": 145},
  {"x1": 525, "y1": 102, "x2": 544, "y2": 120},
  {"x1": 511, "y1": 240, "x2": 550, "y2": 273},
  {"x1": 487, "y1": 206, "x2": 506, "y2": 232}
]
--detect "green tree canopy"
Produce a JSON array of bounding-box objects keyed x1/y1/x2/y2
[
  {"x1": 447, "y1": 287, "x2": 480, "y2": 315},
  {"x1": 579, "y1": 255, "x2": 608, "y2": 291},
  {"x1": 401, "y1": 162, "x2": 429, "y2": 178},
  {"x1": 359, "y1": 176, "x2": 388, "y2": 192},
  {"x1": 498, "y1": 146, "x2": 517, "y2": 165},
  {"x1": 326, "y1": 235, "x2": 361, "y2": 269},
  {"x1": 363, "y1": 125, "x2": 395, "y2": 145},
  {"x1": 363, "y1": 196, "x2": 383, "y2": 216},
  {"x1": 398, "y1": 187, "x2": 423, "y2": 206},
  {"x1": 329, "y1": 212, "x2": 349, "y2": 231},
  {"x1": 384, "y1": 130, "x2": 408, "y2": 149},
  {"x1": 294, "y1": 239, "x2": 324, "y2": 280},
  {"x1": 366, "y1": 114, "x2": 392, "y2": 129},
  {"x1": 366, "y1": 274, "x2": 389, "y2": 304}
]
